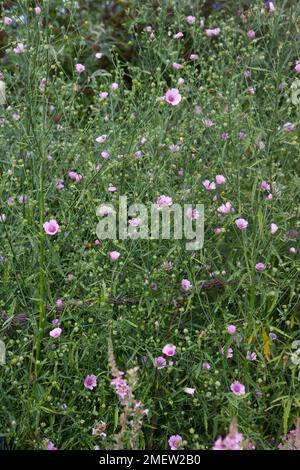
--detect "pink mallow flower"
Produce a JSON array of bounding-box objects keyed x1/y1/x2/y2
[
  {"x1": 203, "y1": 179, "x2": 216, "y2": 191},
  {"x1": 154, "y1": 356, "x2": 167, "y2": 369},
  {"x1": 247, "y1": 30, "x2": 256, "y2": 39},
  {"x1": 227, "y1": 325, "x2": 237, "y2": 334},
  {"x1": 4, "y1": 17, "x2": 13, "y2": 26},
  {"x1": 168, "y1": 435, "x2": 183, "y2": 450},
  {"x1": 45, "y1": 439, "x2": 57, "y2": 451},
  {"x1": 186, "y1": 16, "x2": 196, "y2": 25},
  {"x1": 181, "y1": 279, "x2": 191, "y2": 291},
  {"x1": 206, "y1": 28, "x2": 221, "y2": 37},
  {"x1": 49, "y1": 327, "x2": 62, "y2": 338},
  {"x1": 271, "y1": 223, "x2": 278, "y2": 234},
  {"x1": 213, "y1": 422, "x2": 244, "y2": 450},
  {"x1": 43, "y1": 219, "x2": 60, "y2": 236},
  {"x1": 68, "y1": 171, "x2": 82, "y2": 182},
  {"x1": 184, "y1": 387, "x2": 195, "y2": 395},
  {"x1": 13, "y1": 43, "x2": 25, "y2": 54},
  {"x1": 155, "y1": 195, "x2": 173, "y2": 209},
  {"x1": 111, "y1": 82, "x2": 119, "y2": 90},
  {"x1": 255, "y1": 262, "x2": 266, "y2": 271},
  {"x1": 162, "y1": 344, "x2": 176, "y2": 357},
  {"x1": 217, "y1": 202, "x2": 234, "y2": 214},
  {"x1": 99, "y1": 91, "x2": 109, "y2": 100},
  {"x1": 235, "y1": 218, "x2": 248, "y2": 230},
  {"x1": 164, "y1": 88, "x2": 182, "y2": 106},
  {"x1": 230, "y1": 380, "x2": 246, "y2": 396},
  {"x1": 109, "y1": 251, "x2": 120, "y2": 261},
  {"x1": 215, "y1": 174, "x2": 226, "y2": 185},
  {"x1": 84, "y1": 374, "x2": 97, "y2": 390},
  {"x1": 75, "y1": 63, "x2": 85, "y2": 74},
  {"x1": 96, "y1": 134, "x2": 107, "y2": 143}
]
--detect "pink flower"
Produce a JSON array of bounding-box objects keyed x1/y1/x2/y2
[
  {"x1": 295, "y1": 63, "x2": 300, "y2": 74},
  {"x1": 43, "y1": 219, "x2": 60, "y2": 236},
  {"x1": 155, "y1": 195, "x2": 173, "y2": 209},
  {"x1": 203, "y1": 179, "x2": 216, "y2": 191},
  {"x1": 246, "y1": 351, "x2": 257, "y2": 361},
  {"x1": 165, "y1": 88, "x2": 182, "y2": 106},
  {"x1": 96, "y1": 134, "x2": 107, "y2": 143},
  {"x1": 217, "y1": 202, "x2": 234, "y2": 214},
  {"x1": 206, "y1": 28, "x2": 221, "y2": 37},
  {"x1": 235, "y1": 218, "x2": 248, "y2": 230},
  {"x1": 239, "y1": 131, "x2": 246, "y2": 140},
  {"x1": 260, "y1": 180, "x2": 271, "y2": 191},
  {"x1": 186, "y1": 16, "x2": 196, "y2": 25},
  {"x1": 111, "y1": 82, "x2": 119, "y2": 90},
  {"x1": 282, "y1": 122, "x2": 295, "y2": 132},
  {"x1": 168, "y1": 435, "x2": 183, "y2": 450},
  {"x1": 107, "y1": 185, "x2": 117, "y2": 192},
  {"x1": 227, "y1": 325, "x2": 236, "y2": 334},
  {"x1": 52, "y1": 319, "x2": 60, "y2": 327},
  {"x1": 4, "y1": 17, "x2": 13, "y2": 26},
  {"x1": 84, "y1": 374, "x2": 97, "y2": 390},
  {"x1": 128, "y1": 218, "x2": 141, "y2": 227},
  {"x1": 49, "y1": 327, "x2": 62, "y2": 338},
  {"x1": 289, "y1": 247, "x2": 297, "y2": 255},
  {"x1": 255, "y1": 262, "x2": 266, "y2": 271},
  {"x1": 230, "y1": 380, "x2": 246, "y2": 396},
  {"x1": 146, "y1": 25, "x2": 152, "y2": 33},
  {"x1": 186, "y1": 208, "x2": 200, "y2": 220},
  {"x1": 177, "y1": 77, "x2": 185, "y2": 85},
  {"x1": 13, "y1": 43, "x2": 25, "y2": 54},
  {"x1": 68, "y1": 171, "x2": 82, "y2": 182},
  {"x1": 184, "y1": 387, "x2": 195, "y2": 395},
  {"x1": 202, "y1": 362, "x2": 211, "y2": 370},
  {"x1": 174, "y1": 32, "x2": 184, "y2": 39},
  {"x1": 75, "y1": 63, "x2": 85, "y2": 74},
  {"x1": 95, "y1": 52, "x2": 103, "y2": 59},
  {"x1": 190, "y1": 54, "x2": 198, "y2": 61},
  {"x1": 162, "y1": 344, "x2": 176, "y2": 357},
  {"x1": 155, "y1": 356, "x2": 167, "y2": 369},
  {"x1": 248, "y1": 86, "x2": 256, "y2": 94},
  {"x1": 221, "y1": 347, "x2": 233, "y2": 359},
  {"x1": 203, "y1": 118, "x2": 215, "y2": 127},
  {"x1": 221, "y1": 132, "x2": 229, "y2": 141},
  {"x1": 99, "y1": 91, "x2": 109, "y2": 100},
  {"x1": 109, "y1": 251, "x2": 120, "y2": 261},
  {"x1": 101, "y1": 151, "x2": 110, "y2": 159},
  {"x1": 247, "y1": 30, "x2": 256, "y2": 39},
  {"x1": 213, "y1": 422, "x2": 244, "y2": 450},
  {"x1": 271, "y1": 223, "x2": 278, "y2": 234},
  {"x1": 111, "y1": 373, "x2": 129, "y2": 400},
  {"x1": 55, "y1": 179, "x2": 64, "y2": 190},
  {"x1": 181, "y1": 279, "x2": 191, "y2": 291},
  {"x1": 172, "y1": 63, "x2": 183, "y2": 70},
  {"x1": 45, "y1": 439, "x2": 57, "y2": 451},
  {"x1": 56, "y1": 298, "x2": 63, "y2": 308},
  {"x1": 35, "y1": 7, "x2": 42, "y2": 15},
  {"x1": 215, "y1": 174, "x2": 226, "y2": 185}
]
